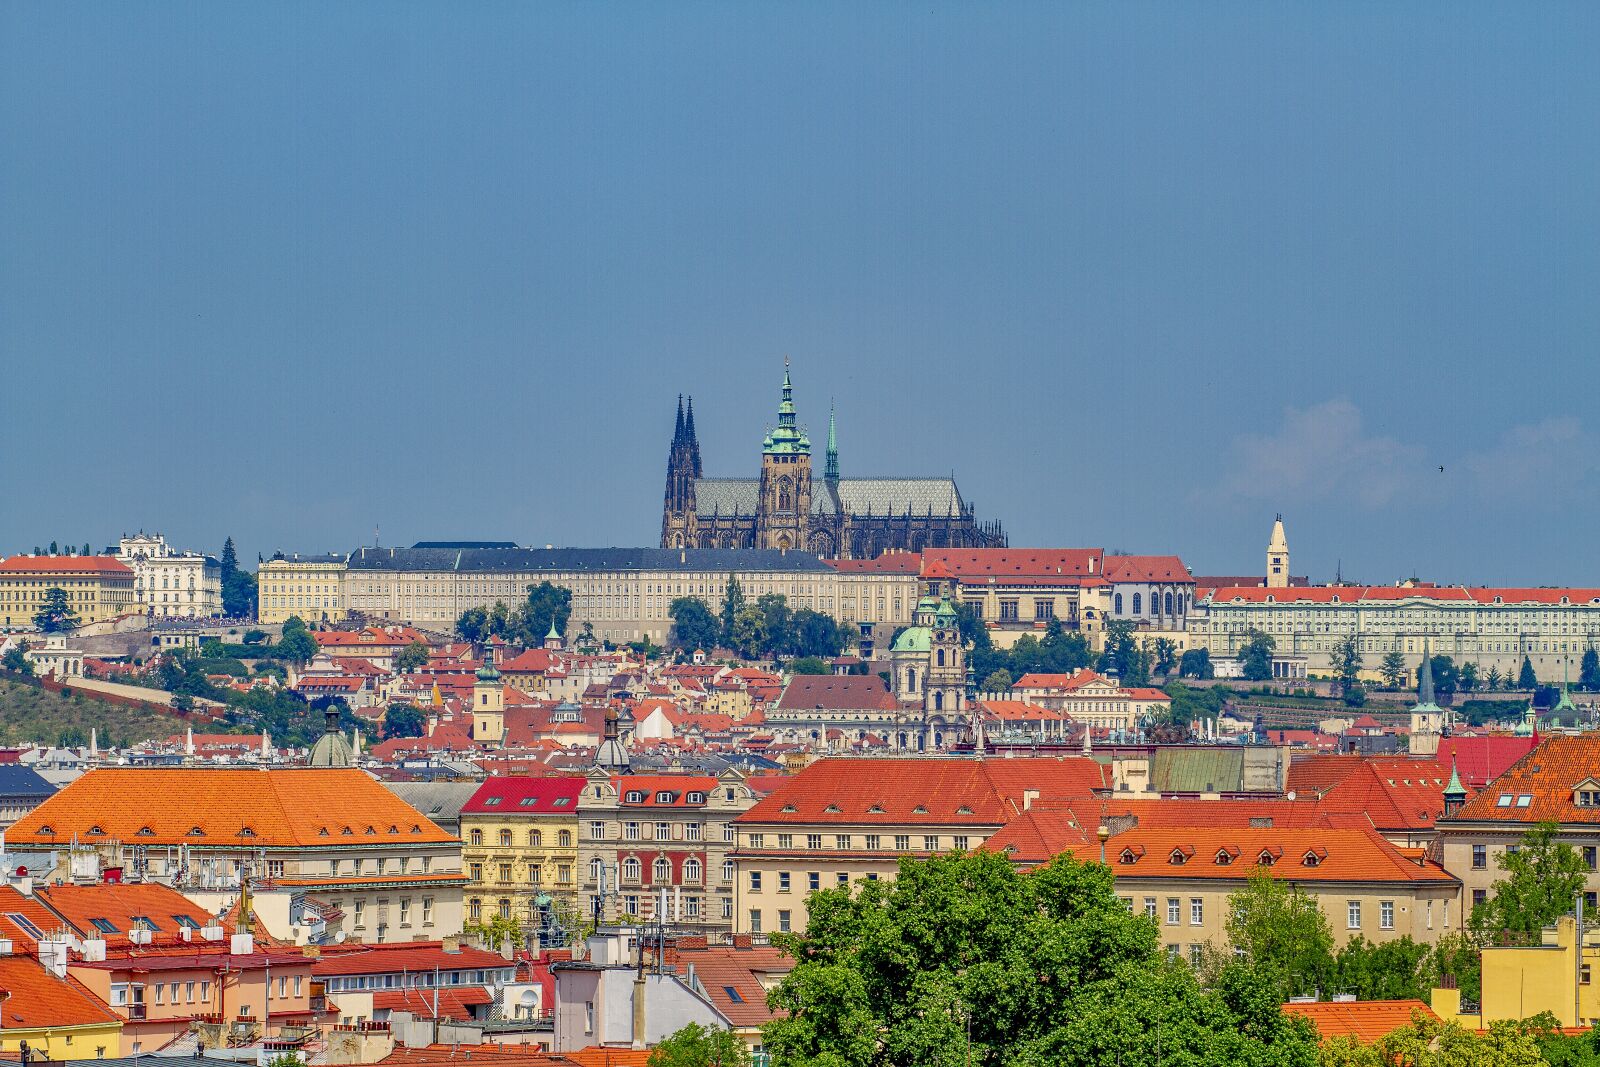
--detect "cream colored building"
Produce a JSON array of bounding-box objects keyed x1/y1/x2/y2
[
  {"x1": 258, "y1": 552, "x2": 349, "y2": 624},
  {"x1": 116, "y1": 533, "x2": 223, "y2": 618},
  {"x1": 1199, "y1": 583, "x2": 1600, "y2": 678},
  {"x1": 342, "y1": 544, "x2": 915, "y2": 644},
  {"x1": 0, "y1": 555, "x2": 136, "y2": 629}
]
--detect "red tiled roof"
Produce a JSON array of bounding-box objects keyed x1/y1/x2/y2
[
  {"x1": 1101, "y1": 555, "x2": 1193, "y2": 583},
  {"x1": 1449, "y1": 735, "x2": 1600, "y2": 824},
  {"x1": 461, "y1": 775, "x2": 585, "y2": 814},
  {"x1": 674, "y1": 944, "x2": 790, "y2": 1028},
  {"x1": 775, "y1": 675, "x2": 898, "y2": 712},
  {"x1": 1283, "y1": 999, "x2": 1437, "y2": 1041},
  {"x1": 0, "y1": 555, "x2": 132, "y2": 575},
  {"x1": 312, "y1": 942, "x2": 510, "y2": 977},
  {"x1": 372, "y1": 986, "x2": 492, "y2": 1019},
  {"x1": 499, "y1": 649, "x2": 554, "y2": 673},
  {"x1": 740, "y1": 757, "x2": 1108, "y2": 826},
  {"x1": 35, "y1": 882, "x2": 228, "y2": 949}
]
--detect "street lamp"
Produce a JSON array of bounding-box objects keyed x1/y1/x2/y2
[{"x1": 1097, "y1": 824, "x2": 1110, "y2": 864}]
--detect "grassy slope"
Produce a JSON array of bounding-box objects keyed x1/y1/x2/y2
[{"x1": 0, "y1": 677, "x2": 189, "y2": 748}]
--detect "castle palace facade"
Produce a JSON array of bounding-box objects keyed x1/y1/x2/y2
[{"x1": 661, "y1": 369, "x2": 1005, "y2": 558}]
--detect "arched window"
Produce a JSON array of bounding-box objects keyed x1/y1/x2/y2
[
  {"x1": 1165, "y1": 592, "x2": 1175, "y2": 615},
  {"x1": 906, "y1": 667, "x2": 918, "y2": 691},
  {"x1": 622, "y1": 857, "x2": 641, "y2": 882},
  {"x1": 469, "y1": 828, "x2": 483, "y2": 846},
  {"x1": 933, "y1": 691, "x2": 943, "y2": 711},
  {"x1": 589, "y1": 858, "x2": 603, "y2": 882},
  {"x1": 528, "y1": 829, "x2": 542, "y2": 847},
  {"x1": 936, "y1": 649, "x2": 945, "y2": 667},
  {"x1": 684, "y1": 857, "x2": 702, "y2": 882},
  {"x1": 498, "y1": 898, "x2": 512, "y2": 919},
  {"x1": 499, "y1": 829, "x2": 512, "y2": 847},
  {"x1": 468, "y1": 898, "x2": 482, "y2": 921},
  {"x1": 653, "y1": 857, "x2": 672, "y2": 883},
  {"x1": 558, "y1": 829, "x2": 572, "y2": 847},
  {"x1": 1114, "y1": 593, "x2": 1123, "y2": 613},
  {"x1": 777, "y1": 477, "x2": 793, "y2": 511},
  {"x1": 1133, "y1": 593, "x2": 1142, "y2": 614}
]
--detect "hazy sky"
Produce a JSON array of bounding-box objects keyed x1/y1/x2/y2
[{"x1": 5, "y1": 4, "x2": 1599, "y2": 584}]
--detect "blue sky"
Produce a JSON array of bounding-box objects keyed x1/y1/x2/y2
[{"x1": 4, "y1": 4, "x2": 1598, "y2": 584}]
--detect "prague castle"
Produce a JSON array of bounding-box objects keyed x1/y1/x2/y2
[{"x1": 661, "y1": 367, "x2": 1005, "y2": 558}]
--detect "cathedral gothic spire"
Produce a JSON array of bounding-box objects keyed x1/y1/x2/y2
[{"x1": 825, "y1": 404, "x2": 840, "y2": 484}]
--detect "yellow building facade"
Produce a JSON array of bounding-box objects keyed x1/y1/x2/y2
[
  {"x1": 460, "y1": 776, "x2": 586, "y2": 931},
  {"x1": 0, "y1": 556, "x2": 137, "y2": 630},
  {"x1": 257, "y1": 553, "x2": 348, "y2": 624},
  {"x1": 1436, "y1": 917, "x2": 1600, "y2": 1028}
]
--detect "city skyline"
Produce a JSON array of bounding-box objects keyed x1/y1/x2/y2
[{"x1": 6, "y1": 5, "x2": 1600, "y2": 582}]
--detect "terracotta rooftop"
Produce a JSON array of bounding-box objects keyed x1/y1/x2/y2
[
  {"x1": 1282, "y1": 999, "x2": 1437, "y2": 1041},
  {"x1": 1079, "y1": 827, "x2": 1457, "y2": 885},
  {"x1": 7, "y1": 768, "x2": 456, "y2": 848},
  {"x1": 1448, "y1": 735, "x2": 1600, "y2": 824},
  {"x1": 0, "y1": 954, "x2": 121, "y2": 1028}
]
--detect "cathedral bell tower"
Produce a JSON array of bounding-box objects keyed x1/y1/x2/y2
[
  {"x1": 756, "y1": 362, "x2": 812, "y2": 551},
  {"x1": 1267, "y1": 514, "x2": 1289, "y2": 589},
  {"x1": 661, "y1": 395, "x2": 702, "y2": 548}
]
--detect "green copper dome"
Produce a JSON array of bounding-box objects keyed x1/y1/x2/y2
[{"x1": 892, "y1": 626, "x2": 932, "y2": 653}]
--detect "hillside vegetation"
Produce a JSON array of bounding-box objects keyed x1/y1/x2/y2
[{"x1": 0, "y1": 677, "x2": 188, "y2": 748}]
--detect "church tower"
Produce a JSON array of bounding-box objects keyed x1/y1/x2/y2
[
  {"x1": 756, "y1": 363, "x2": 812, "y2": 550},
  {"x1": 661, "y1": 396, "x2": 701, "y2": 548},
  {"x1": 1267, "y1": 515, "x2": 1290, "y2": 588},
  {"x1": 471, "y1": 646, "x2": 505, "y2": 745}
]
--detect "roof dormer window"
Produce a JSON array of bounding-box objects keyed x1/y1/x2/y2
[
  {"x1": 824, "y1": 804, "x2": 841, "y2": 813},
  {"x1": 686, "y1": 792, "x2": 706, "y2": 804},
  {"x1": 625, "y1": 791, "x2": 645, "y2": 804},
  {"x1": 781, "y1": 804, "x2": 798, "y2": 813},
  {"x1": 1118, "y1": 846, "x2": 1144, "y2": 864},
  {"x1": 1257, "y1": 848, "x2": 1280, "y2": 866},
  {"x1": 1168, "y1": 846, "x2": 1193, "y2": 865},
  {"x1": 656, "y1": 791, "x2": 676, "y2": 804},
  {"x1": 1215, "y1": 847, "x2": 1239, "y2": 865},
  {"x1": 1302, "y1": 848, "x2": 1326, "y2": 867}
]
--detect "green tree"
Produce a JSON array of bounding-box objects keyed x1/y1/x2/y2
[
  {"x1": 728, "y1": 605, "x2": 770, "y2": 660},
  {"x1": 47, "y1": 541, "x2": 58, "y2": 555},
  {"x1": 1096, "y1": 619, "x2": 1137, "y2": 677},
  {"x1": 384, "y1": 703, "x2": 425, "y2": 738},
  {"x1": 1470, "y1": 821, "x2": 1588, "y2": 943},
  {"x1": 981, "y1": 668, "x2": 1013, "y2": 692},
  {"x1": 518, "y1": 582, "x2": 573, "y2": 645},
  {"x1": 1458, "y1": 661, "x2": 1480, "y2": 694},
  {"x1": 787, "y1": 656, "x2": 831, "y2": 675},
  {"x1": 1430, "y1": 655, "x2": 1459, "y2": 704},
  {"x1": 81, "y1": 543, "x2": 91, "y2": 557},
  {"x1": 1324, "y1": 1012, "x2": 1545, "y2": 1067},
  {"x1": 1122, "y1": 639, "x2": 1153, "y2": 686},
  {"x1": 33, "y1": 587, "x2": 81, "y2": 633},
  {"x1": 1486, "y1": 665, "x2": 1503, "y2": 691},
  {"x1": 1429, "y1": 932, "x2": 1482, "y2": 1007},
  {"x1": 1330, "y1": 636, "x2": 1363, "y2": 702},
  {"x1": 755, "y1": 593, "x2": 793, "y2": 656},
  {"x1": 1238, "y1": 629, "x2": 1276, "y2": 682},
  {"x1": 1517, "y1": 656, "x2": 1538, "y2": 690},
  {"x1": 2, "y1": 642, "x2": 32, "y2": 676},
  {"x1": 1379, "y1": 650, "x2": 1408, "y2": 690},
  {"x1": 1178, "y1": 648, "x2": 1214, "y2": 680},
  {"x1": 668, "y1": 597, "x2": 720, "y2": 652},
  {"x1": 456, "y1": 607, "x2": 489, "y2": 642},
  {"x1": 649, "y1": 1022, "x2": 750, "y2": 1067},
  {"x1": 762, "y1": 849, "x2": 1319, "y2": 1067},
  {"x1": 1582, "y1": 648, "x2": 1600, "y2": 692},
  {"x1": 1153, "y1": 637, "x2": 1178, "y2": 677},
  {"x1": 1225, "y1": 869, "x2": 1335, "y2": 999},
  {"x1": 1330, "y1": 936, "x2": 1433, "y2": 1001},
  {"x1": 220, "y1": 537, "x2": 257, "y2": 618},
  {"x1": 719, "y1": 577, "x2": 746, "y2": 649},
  {"x1": 393, "y1": 640, "x2": 430, "y2": 674},
  {"x1": 275, "y1": 616, "x2": 318, "y2": 665},
  {"x1": 791, "y1": 608, "x2": 847, "y2": 659}
]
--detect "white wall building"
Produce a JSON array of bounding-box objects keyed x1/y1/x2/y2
[{"x1": 116, "y1": 534, "x2": 223, "y2": 619}]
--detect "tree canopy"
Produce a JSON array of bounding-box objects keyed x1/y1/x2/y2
[
  {"x1": 1239, "y1": 630, "x2": 1276, "y2": 682},
  {"x1": 669, "y1": 597, "x2": 721, "y2": 652},
  {"x1": 762, "y1": 849, "x2": 1319, "y2": 1067},
  {"x1": 649, "y1": 1023, "x2": 750, "y2": 1067},
  {"x1": 33, "y1": 587, "x2": 81, "y2": 633},
  {"x1": 1470, "y1": 821, "x2": 1588, "y2": 943},
  {"x1": 220, "y1": 537, "x2": 258, "y2": 618}
]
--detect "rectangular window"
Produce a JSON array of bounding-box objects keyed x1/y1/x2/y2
[
  {"x1": 750, "y1": 871, "x2": 763, "y2": 892},
  {"x1": 749, "y1": 910, "x2": 762, "y2": 933},
  {"x1": 777, "y1": 833, "x2": 793, "y2": 849},
  {"x1": 837, "y1": 873, "x2": 849, "y2": 887},
  {"x1": 1166, "y1": 899, "x2": 1179, "y2": 925},
  {"x1": 589, "y1": 821, "x2": 606, "y2": 840},
  {"x1": 894, "y1": 835, "x2": 911, "y2": 852},
  {"x1": 686, "y1": 823, "x2": 702, "y2": 842},
  {"x1": 1189, "y1": 944, "x2": 1204, "y2": 967},
  {"x1": 778, "y1": 910, "x2": 792, "y2": 933},
  {"x1": 865, "y1": 835, "x2": 881, "y2": 850},
  {"x1": 1586, "y1": 847, "x2": 1598, "y2": 872},
  {"x1": 1144, "y1": 897, "x2": 1157, "y2": 919},
  {"x1": 807, "y1": 834, "x2": 823, "y2": 850},
  {"x1": 1347, "y1": 901, "x2": 1362, "y2": 930},
  {"x1": 1381, "y1": 901, "x2": 1395, "y2": 930},
  {"x1": 924, "y1": 835, "x2": 939, "y2": 852},
  {"x1": 1189, "y1": 898, "x2": 1203, "y2": 926},
  {"x1": 836, "y1": 834, "x2": 851, "y2": 850},
  {"x1": 778, "y1": 872, "x2": 791, "y2": 892},
  {"x1": 655, "y1": 822, "x2": 671, "y2": 842},
  {"x1": 624, "y1": 822, "x2": 640, "y2": 841},
  {"x1": 1472, "y1": 888, "x2": 1487, "y2": 909},
  {"x1": 749, "y1": 833, "x2": 765, "y2": 848},
  {"x1": 808, "y1": 872, "x2": 820, "y2": 891},
  {"x1": 953, "y1": 836, "x2": 970, "y2": 851},
  {"x1": 999, "y1": 600, "x2": 1019, "y2": 622},
  {"x1": 1471, "y1": 844, "x2": 1487, "y2": 869}
]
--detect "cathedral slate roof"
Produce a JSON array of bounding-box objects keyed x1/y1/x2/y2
[{"x1": 692, "y1": 477, "x2": 964, "y2": 517}]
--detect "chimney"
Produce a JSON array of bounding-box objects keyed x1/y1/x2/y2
[
  {"x1": 230, "y1": 931, "x2": 255, "y2": 955},
  {"x1": 631, "y1": 972, "x2": 647, "y2": 1051},
  {"x1": 82, "y1": 937, "x2": 107, "y2": 962},
  {"x1": 1022, "y1": 789, "x2": 1039, "y2": 811},
  {"x1": 38, "y1": 939, "x2": 67, "y2": 977}
]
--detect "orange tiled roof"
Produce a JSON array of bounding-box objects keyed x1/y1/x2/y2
[
  {"x1": 36, "y1": 882, "x2": 227, "y2": 949},
  {"x1": 1282, "y1": 999, "x2": 1437, "y2": 1041},
  {"x1": 1101, "y1": 555, "x2": 1193, "y2": 583},
  {"x1": 1080, "y1": 827, "x2": 1456, "y2": 885},
  {"x1": 0, "y1": 954, "x2": 121, "y2": 1028},
  {"x1": 7, "y1": 768, "x2": 456, "y2": 848}
]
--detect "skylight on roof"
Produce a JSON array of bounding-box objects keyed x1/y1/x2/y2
[
  {"x1": 724, "y1": 986, "x2": 744, "y2": 1003},
  {"x1": 1517, "y1": 795, "x2": 1533, "y2": 807},
  {"x1": 89, "y1": 918, "x2": 119, "y2": 935},
  {"x1": 1497, "y1": 794, "x2": 1513, "y2": 807},
  {"x1": 6, "y1": 913, "x2": 42, "y2": 939}
]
